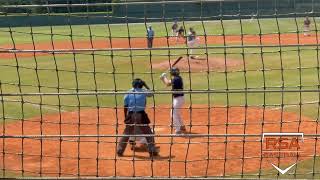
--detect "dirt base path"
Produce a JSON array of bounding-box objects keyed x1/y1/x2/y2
[
  {"x1": 0, "y1": 105, "x2": 318, "y2": 177},
  {"x1": 0, "y1": 33, "x2": 318, "y2": 58}
]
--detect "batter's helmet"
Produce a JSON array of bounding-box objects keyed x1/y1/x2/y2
[
  {"x1": 170, "y1": 67, "x2": 180, "y2": 76},
  {"x1": 132, "y1": 78, "x2": 144, "y2": 88}
]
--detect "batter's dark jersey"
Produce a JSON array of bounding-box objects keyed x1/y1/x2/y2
[{"x1": 172, "y1": 76, "x2": 184, "y2": 98}]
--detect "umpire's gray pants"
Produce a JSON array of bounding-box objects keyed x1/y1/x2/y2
[
  {"x1": 147, "y1": 37, "x2": 153, "y2": 48},
  {"x1": 117, "y1": 113, "x2": 157, "y2": 154}
]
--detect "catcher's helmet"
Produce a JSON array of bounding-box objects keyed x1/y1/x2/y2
[
  {"x1": 132, "y1": 78, "x2": 144, "y2": 88},
  {"x1": 170, "y1": 67, "x2": 180, "y2": 76}
]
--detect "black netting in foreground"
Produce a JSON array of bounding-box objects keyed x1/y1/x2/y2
[{"x1": 0, "y1": 0, "x2": 319, "y2": 179}]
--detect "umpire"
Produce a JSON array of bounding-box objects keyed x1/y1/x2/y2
[
  {"x1": 146, "y1": 25, "x2": 154, "y2": 48},
  {"x1": 117, "y1": 78, "x2": 159, "y2": 157}
]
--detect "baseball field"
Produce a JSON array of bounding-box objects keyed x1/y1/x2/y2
[{"x1": 0, "y1": 15, "x2": 320, "y2": 178}]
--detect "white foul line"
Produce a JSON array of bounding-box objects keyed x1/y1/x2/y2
[
  {"x1": 2, "y1": 97, "x2": 65, "y2": 112},
  {"x1": 271, "y1": 101, "x2": 319, "y2": 110}
]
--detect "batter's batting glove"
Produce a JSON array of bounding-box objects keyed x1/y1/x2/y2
[{"x1": 160, "y1": 73, "x2": 167, "y2": 79}]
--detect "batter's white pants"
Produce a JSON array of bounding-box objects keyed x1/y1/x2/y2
[{"x1": 171, "y1": 96, "x2": 185, "y2": 133}]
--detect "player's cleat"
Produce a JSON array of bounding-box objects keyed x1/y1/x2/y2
[
  {"x1": 149, "y1": 144, "x2": 160, "y2": 157},
  {"x1": 117, "y1": 151, "x2": 123, "y2": 157},
  {"x1": 129, "y1": 140, "x2": 136, "y2": 150},
  {"x1": 175, "y1": 126, "x2": 188, "y2": 135},
  {"x1": 189, "y1": 55, "x2": 195, "y2": 59},
  {"x1": 131, "y1": 143, "x2": 160, "y2": 152},
  {"x1": 134, "y1": 143, "x2": 148, "y2": 152},
  {"x1": 139, "y1": 144, "x2": 148, "y2": 151},
  {"x1": 154, "y1": 146, "x2": 160, "y2": 153},
  {"x1": 176, "y1": 130, "x2": 189, "y2": 135},
  {"x1": 190, "y1": 56, "x2": 200, "y2": 60},
  {"x1": 149, "y1": 151, "x2": 159, "y2": 158},
  {"x1": 175, "y1": 130, "x2": 185, "y2": 135}
]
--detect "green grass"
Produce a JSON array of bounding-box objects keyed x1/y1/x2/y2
[
  {"x1": 232, "y1": 157, "x2": 320, "y2": 179},
  {"x1": 0, "y1": 49, "x2": 318, "y2": 116},
  {"x1": 0, "y1": 17, "x2": 319, "y2": 178},
  {"x1": 1, "y1": 17, "x2": 320, "y2": 45}
]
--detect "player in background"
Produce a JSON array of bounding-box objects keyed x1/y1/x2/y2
[
  {"x1": 117, "y1": 78, "x2": 159, "y2": 157},
  {"x1": 304, "y1": 16, "x2": 311, "y2": 36},
  {"x1": 160, "y1": 67, "x2": 186, "y2": 134},
  {"x1": 250, "y1": 13, "x2": 255, "y2": 22},
  {"x1": 176, "y1": 26, "x2": 185, "y2": 43},
  {"x1": 146, "y1": 25, "x2": 155, "y2": 48},
  {"x1": 172, "y1": 20, "x2": 178, "y2": 37},
  {"x1": 187, "y1": 27, "x2": 199, "y2": 59}
]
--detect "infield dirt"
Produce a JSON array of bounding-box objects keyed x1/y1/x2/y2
[
  {"x1": 0, "y1": 105, "x2": 318, "y2": 177},
  {"x1": 0, "y1": 33, "x2": 318, "y2": 58}
]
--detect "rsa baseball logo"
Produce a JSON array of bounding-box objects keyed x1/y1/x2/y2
[{"x1": 262, "y1": 133, "x2": 304, "y2": 174}]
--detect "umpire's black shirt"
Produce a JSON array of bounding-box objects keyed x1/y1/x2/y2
[{"x1": 172, "y1": 76, "x2": 184, "y2": 98}]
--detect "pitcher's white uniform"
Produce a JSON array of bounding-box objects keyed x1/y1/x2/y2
[{"x1": 187, "y1": 28, "x2": 198, "y2": 57}]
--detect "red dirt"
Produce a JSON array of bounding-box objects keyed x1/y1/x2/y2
[
  {"x1": 0, "y1": 33, "x2": 319, "y2": 59},
  {"x1": 0, "y1": 105, "x2": 319, "y2": 177},
  {"x1": 0, "y1": 32, "x2": 319, "y2": 177},
  {"x1": 152, "y1": 56, "x2": 242, "y2": 72}
]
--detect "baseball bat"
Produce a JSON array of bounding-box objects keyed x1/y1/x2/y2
[
  {"x1": 164, "y1": 56, "x2": 183, "y2": 75},
  {"x1": 171, "y1": 56, "x2": 183, "y2": 67}
]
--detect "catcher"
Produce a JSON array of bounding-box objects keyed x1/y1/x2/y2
[
  {"x1": 160, "y1": 67, "x2": 186, "y2": 134},
  {"x1": 117, "y1": 78, "x2": 159, "y2": 157}
]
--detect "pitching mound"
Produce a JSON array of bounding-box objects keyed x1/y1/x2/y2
[
  {"x1": 0, "y1": 105, "x2": 319, "y2": 177},
  {"x1": 152, "y1": 56, "x2": 243, "y2": 72}
]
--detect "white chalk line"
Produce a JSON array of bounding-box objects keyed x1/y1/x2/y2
[
  {"x1": 2, "y1": 97, "x2": 65, "y2": 112},
  {"x1": 3, "y1": 96, "x2": 317, "y2": 118},
  {"x1": 271, "y1": 100, "x2": 319, "y2": 110},
  {"x1": 2, "y1": 97, "x2": 318, "y2": 112}
]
